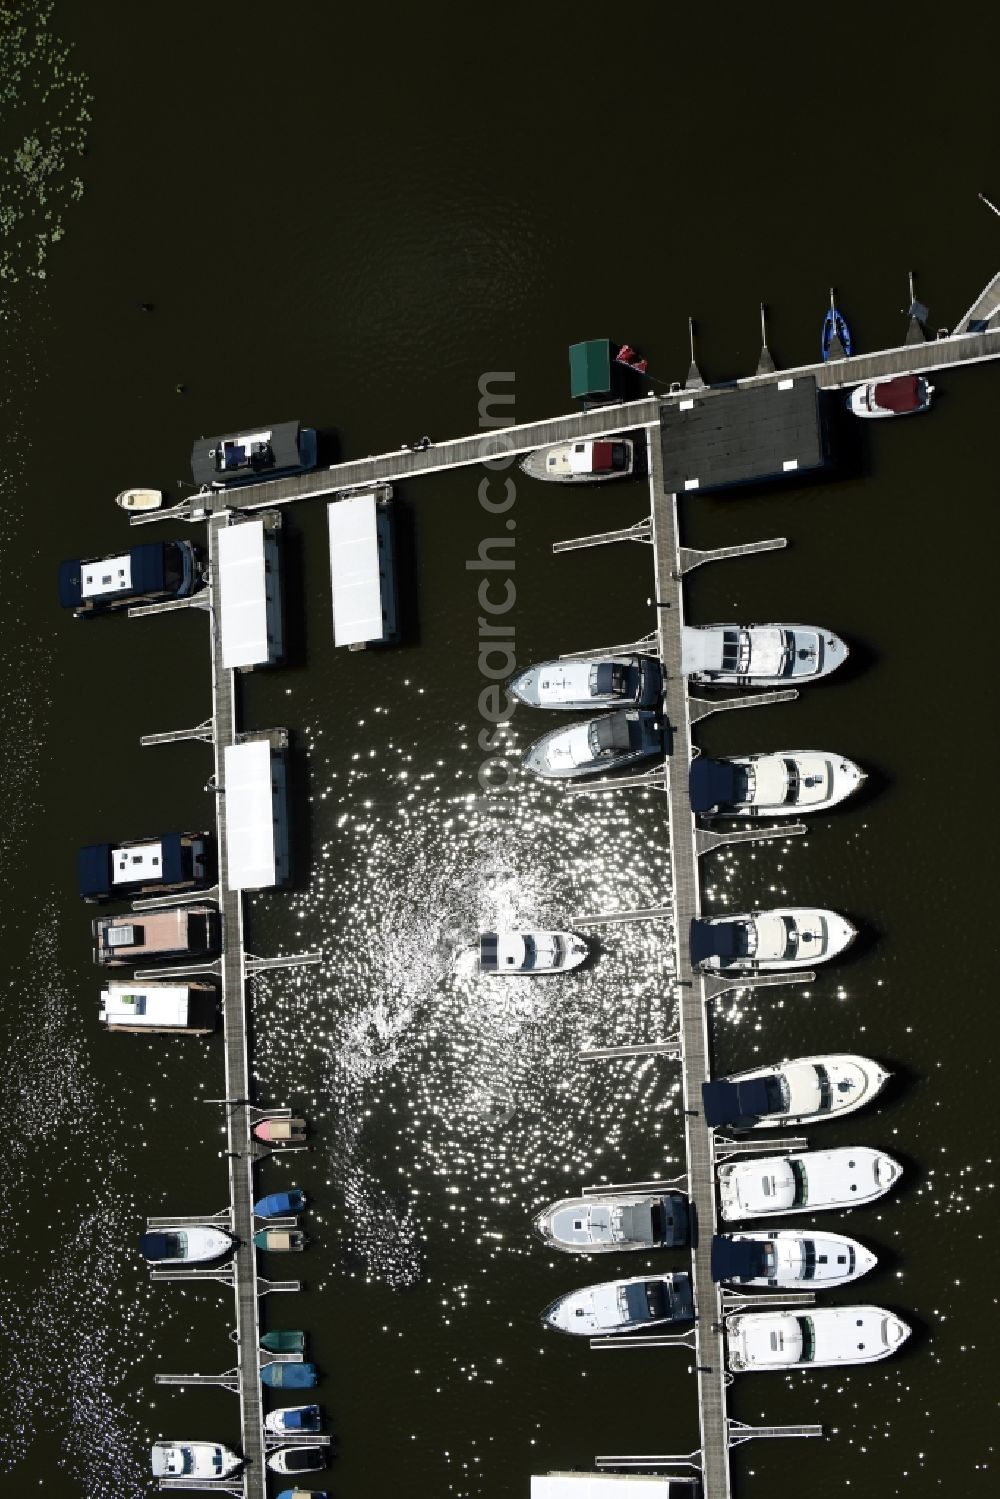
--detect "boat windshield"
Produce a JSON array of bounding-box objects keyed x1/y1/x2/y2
[
  {"x1": 783, "y1": 759, "x2": 800, "y2": 803},
  {"x1": 796, "y1": 1315, "x2": 816, "y2": 1362},
  {"x1": 790, "y1": 1159, "x2": 809, "y2": 1207},
  {"x1": 765, "y1": 1075, "x2": 789, "y2": 1114},
  {"x1": 814, "y1": 1064, "x2": 833, "y2": 1113},
  {"x1": 801, "y1": 1239, "x2": 817, "y2": 1280},
  {"x1": 720, "y1": 630, "x2": 741, "y2": 672},
  {"x1": 165, "y1": 1232, "x2": 186, "y2": 1258}
]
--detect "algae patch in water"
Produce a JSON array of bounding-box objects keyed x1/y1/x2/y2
[{"x1": 0, "y1": 1, "x2": 92, "y2": 287}]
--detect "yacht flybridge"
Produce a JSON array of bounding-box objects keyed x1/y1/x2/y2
[
  {"x1": 689, "y1": 752, "x2": 865, "y2": 819},
  {"x1": 702, "y1": 1054, "x2": 890, "y2": 1130},
  {"x1": 524, "y1": 709, "x2": 664, "y2": 779},
  {"x1": 717, "y1": 1146, "x2": 902, "y2": 1221},
  {"x1": 509, "y1": 655, "x2": 661, "y2": 711},
  {"x1": 711, "y1": 1231, "x2": 877, "y2": 1289},
  {"x1": 533, "y1": 1189, "x2": 689, "y2": 1253},
  {"x1": 681, "y1": 624, "x2": 848, "y2": 687},
  {"x1": 520, "y1": 437, "x2": 634, "y2": 483},
  {"x1": 690, "y1": 908, "x2": 856, "y2": 972},
  {"x1": 541, "y1": 1272, "x2": 693, "y2": 1337},
  {"x1": 726, "y1": 1305, "x2": 910, "y2": 1371},
  {"x1": 479, "y1": 929, "x2": 589, "y2": 975}
]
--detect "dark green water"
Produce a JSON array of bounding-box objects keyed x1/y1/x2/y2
[{"x1": 1, "y1": 3, "x2": 998, "y2": 1495}]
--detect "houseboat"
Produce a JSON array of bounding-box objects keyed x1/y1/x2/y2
[
  {"x1": 717, "y1": 1146, "x2": 903, "y2": 1221},
  {"x1": 542, "y1": 1272, "x2": 693, "y2": 1337},
  {"x1": 58, "y1": 540, "x2": 200, "y2": 618},
  {"x1": 478, "y1": 929, "x2": 589, "y2": 975},
  {"x1": 681, "y1": 624, "x2": 848, "y2": 687},
  {"x1": 689, "y1": 751, "x2": 865, "y2": 819},
  {"x1": 524, "y1": 709, "x2": 664, "y2": 780},
  {"x1": 520, "y1": 437, "x2": 634, "y2": 483},
  {"x1": 726, "y1": 1305, "x2": 910, "y2": 1371},
  {"x1": 99, "y1": 981, "x2": 217, "y2": 1035},
  {"x1": 690, "y1": 907, "x2": 856, "y2": 972},
  {"x1": 191, "y1": 419, "x2": 317, "y2": 488},
  {"x1": 328, "y1": 489, "x2": 399, "y2": 649},
  {"x1": 92, "y1": 905, "x2": 220, "y2": 967},
  {"x1": 711, "y1": 1231, "x2": 877, "y2": 1289},
  {"x1": 533, "y1": 1188, "x2": 689, "y2": 1253},
  {"x1": 78, "y1": 831, "x2": 212, "y2": 904},
  {"x1": 509, "y1": 655, "x2": 661, "y2": 711},
  {"x1": 701, "y1": 1054, "x2": 890, "y2": 1130}
]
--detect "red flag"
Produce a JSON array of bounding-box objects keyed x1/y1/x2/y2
[
  {"x1": 633, "y1": 358, "x2": 648, "y2": 374},
  {"x1": 616, "y1": 344, "x2": 636, "y2": 365}
]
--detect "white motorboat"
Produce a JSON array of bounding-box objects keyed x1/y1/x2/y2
[
  {"x1": 116, "y1": 487, "x2": 164, "y2": 511},
  {"x1": 509, "y1": 655, "x2": 661, "y2": 711},
  {"x1": 138, "y1": 1227, "x2": 235, "y2": 1265},
  {"x1": 541, "y1": 1272, "x2": 693, "y2": 1337},
  {"x1": 848, "y1": 374, "x2": 933, "y2": 419},
  {"x1": 689, "y1": 751, "x2": 865, "y2": 819},
  {"x1": 701, "y1": 1054, "x2": 890, "y2": 1130},
  {"x1": 717, "y1": 1146, "x2": 902, "y2": 1222},
  {"x1": 264, "y1": 1404, "x2": 322, "y2": 1436},
  {"x1": 690, "y1": 908, "x2": 856, "y2": 972},
  {"x1": 151, "y1": 1442, "x2": 241, "y2": 1479},
  {"x1": 533, "y1": 1189, "x2": 689, "y2": 1253},
  {"x1": 726, "y1": 1305, "x2": 910, "y2": 1371},
  {"x1": 479, "y1": 929, "x2": 589, "y2": 974},
  {"x1": 520, "y1": 437, "x2": 634, "y2": 483},
  {"x1": 524, "y1": 709, "x2": 664, "y2": 780},
  {"x1": 711, "y1": 1230, "x2": 877, "y2": 1288},
  {"x1": 267, "y1": 1444, "x2": 327, "y2": 1473},
  {"x1": 681, "y1": 624, "x2": 848, "y2": 687}
]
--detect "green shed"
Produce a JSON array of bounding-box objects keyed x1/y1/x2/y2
[{"x1": 569, "y1": 339, "x2": 613, "y2": 401}]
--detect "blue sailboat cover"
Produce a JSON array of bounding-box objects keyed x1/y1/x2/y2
[
  {"x1": 711, "y1": 1235, "x2": 769, "y2": 1282},
  {"x1": 701, "y1": 1077, "x2": 774, "y2": 1126},
  {"x1": 689, "y1": 757, "x2": 741, "y2": 813}
]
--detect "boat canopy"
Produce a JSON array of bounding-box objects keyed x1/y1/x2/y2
[
  {"x1": 138, "y1": 1232, "x2": 175, "y2": 1260},
  {"x1": 569, "y1": 339, "x2": 612, "y2": 400},
  {"x1": 280, "y1": 1409, "x2": 313, "y2": 1431},
  {"x1": 689, "y1": 757, "x2": 741, "y2": 812},
  {"x1": 261, "y1": 1361, "x2": 317, "y2": 1388},
  {"x1": 873, "y1": 375, "x2": 922, "y2": 413},
  {"x1": 78, "y1": 834, "x2": 185, "y2": 898},
  {"x1": 479, "y1": 933, "x2": 499, "y2": 971},
  {"x1": 702, "y1": 1076, "x2": 776, "y2": 1126},
  {"x1": 327, "y1": 493, "x2": 397, "y2": 647},
  {"x1": 592, "y1": 713, "x2": 632, "y2": 754},
  {"x1": 217, "y1": 520, "x2": 275, "y2": 669},
  {"x1": 710, "y1": 1235, "x2": 770, "y2": 1282},
  {"x1": 689, "y1": 918, "x2": 742, "y2": 966},
  {"x1": 224, "y1": 740, "x2": 284, "y2": 890}
]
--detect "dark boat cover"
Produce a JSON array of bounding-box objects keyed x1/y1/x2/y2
[
  {"x1": 79, "y1": 834, "x2": 187, "y2": 898},
  {"x1": 281, "y1": 1409, "x2": 315, "y2": 1430},
  {"x1": 260, "y1": 1361, "x2": 317, "y2": 1389},
  {"x1": 701, "y1": 1076, "x2": 776, "y2": 1127},
  {"x1": 873, "y1": 375, "x2": 922, "y2": 413},
  {"x1": 624, "y1": 1280, "x2": 663, "y2": 1323},
  {"x1": 618, "y1": 1203, "x2": 655, "y2": 1244},
  {"x1": 689, "y1": 757, "x2": 741, "y2": 813},
  {"x1": 78, "y1": 843, "x2": 113, "y2": 898},
  {"x1": 593, "y1": 713, "x2": 632, "y2": 753},
  {"x1": 138, "y1": 1232, "x2": 174, "y2": 1261},
  {"x1": 711, "y1": 1235, "x2": 769, "y2": 1283},
  {"x1": 590, "y1": 441, "x2": 614, "y2": 471},
  {"x1": 592, "y1": 662, "x2": 616, "y2": 695},
  {"x1": 689, "y1": 918, "x2": 743, "y2": 966},
  {"x1": 479, "y1": 933, "x2": 499, "y2": 971}
]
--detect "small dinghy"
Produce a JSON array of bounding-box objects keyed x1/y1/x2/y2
[
  {"x1": 711, "y1": 1231, "x2": 877, "y2": 1289},
  {"x1": 255, "y1": 1228, "x2": 307, "y2": 1252},
  {"x1": 821, "y1": 288, "x2": 852, "y2": 360},
  {"x1": 260, "y1": 1361, "x2": 318, "y2": 1389},
  {"x1": 116, "y1": 487, "x2": 164, "y2": 511},
  {"x1": 542, "y1": 1271, "x2": 694, "y2": 1337},
  {"x1": 264, "y1": 1404, "x2": 322, "y2": 1436},
  {"x1": 260, "y1": 1329, "x2": 307, "y2": 1354},
  {"x1": 727, "y1": 1305, "x2": 910, "y2": 1371},
  {"x1": 253, "y1": 1116, "x2": 308, "y2": 1145},
  {"x1": 139, "y1": 1227, "x2": 235, "y2": 1265},
  {"x1": 478, "y1": 929, "x2": 589, "y2": 975},
  {"x1": 254, "y1": 1189, "x2": 307, "y2": 1218}
]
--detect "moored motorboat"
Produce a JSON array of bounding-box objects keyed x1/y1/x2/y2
[
  {"x1": 711, "y1": 1230, "x2": 877, "y2": 1289},
  {"x1": 138, "y1": 1227, "x2": 235, "y2": 1265},
  {"x1": 726, "y1": 1305, "x2": 910, "y2": 1371},
  {"x1": 681, "y1": 624, "x2": 848, "y2": 687},
  {"x1": 848, "y1": 373, "x2": 933, "y2": 418},
  {"x1": 533, "y1": 1188, "x2": 689, "y2": 1253},
  {"x1": 268, "y1": 1445, "x2": 327, "y2": 1474},
  {"x1": 275, "y1": 1491, "x2": 329, "y2": 1499},
  {"x1": 542, "y1": 1272, "x2": 693, "y2": 1337},
  {"x1": 115, "y1": 487, "x2": 163, "y2": 511},
  {"x1": 524, "y1": 709, "x2": 664, "y2": 780},
  {"x1": 690, "y1": 908, "x2": 856, "y2": 972},
  {"x1": 264, "y1": 1404, "x2": 322, "y2": 1436},
  {"x1": 254, "y1": 1189, "x2": 307, "y2": 1219},
  {"x1": 255, "y1": 1227, "x2": 307, "y2": 1252},
  {"x1": 717, "y1": 1146, "x2": 902, "y2": 1221},
  {"x1": 689, "y1": 751, "x2": 865, "y2": 819},
  {"x1": 58, "y1": 540, "x2": 201, "y2": 618},
  {"x1": 260, "y1": 1330, "x2": 307, "y2": 1355},
  {"x1": 479, "y1": 929, "x2": 589, "y2": 975},
  {"x1": 520, "y1": 438, "x2": 634, "y2": 483},
  {"x1": 151, "y1": 1441, "x2": 241, "y2": 1479},
  {"x1": 253, "y1": 1116, "x2": 308, "y2": 1145},
  {"x1": 509, "y1": 655, "x2": 661, "y2": 711},
  {"x1": 191, "y1": 420, "x2": 317, "y2": 488},
  {"x1": 261, "y1": 1362, "x2": 318, "y2": 1389},
  {"x1": 701, "y1": 1054, "x2": 890, "y2": 1130}
]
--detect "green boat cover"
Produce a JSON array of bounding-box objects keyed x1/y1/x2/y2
[
  {"x1": 260, "y1": 1329, "x2": 306, "y2": 1354},
  {"x1": 569, "y1": 339, "x2": 612, "y2": 399}
]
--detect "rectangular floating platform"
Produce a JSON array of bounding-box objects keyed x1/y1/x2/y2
[{"x1": 660, "y1": 376, "x2": 827, "y2": 493}]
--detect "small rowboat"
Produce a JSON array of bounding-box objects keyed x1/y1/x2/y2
[
  {"x1": 116, "y1": 487, "x2": 163, "y2": 511},
  {"x1": 253, "y1": 1116, "x2": 308, "y2": 1145},
  {"x1": 821, "y1": 288, "x2": 852, "y2": 360},
  {"x1": 260, "y1": 1329, "x2": 307, "y2": 1354},
  {"x1": 255, "y1": 1228, "x2": 307, "y2": 1252}
]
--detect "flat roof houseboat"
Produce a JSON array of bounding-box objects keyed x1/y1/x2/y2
[
  {"x1": 93, "y1": 905, "x2": 220, "y2": 967},
  {"x1": 58, "y1": 540, "x2": 200, "y2": 618},
  {"x1": 328, "y1": 490, "x2": 399, "y2": 650},
  {"x1": 78, "y1": 831, "x2": 212, "y2": 904},
  {"x1": 100, "y1": 981, "x2": 217, "y2": 1035},
  {"x1": 191, "y1": 420, "x2": 317, "y2": 488}
]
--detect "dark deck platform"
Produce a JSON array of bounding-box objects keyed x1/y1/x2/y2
[{"x1": 660, "y1": 375, "x2": 826, "y2": 493}]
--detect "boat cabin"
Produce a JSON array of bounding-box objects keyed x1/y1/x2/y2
[
  {"x1": 92, "y1": 906, "x2": 220, "y2": 966},
  {"x1": 99, "y1": 981, "x2": 216, "y2": 1034},
  {"x1": 327, "y1": 490, "x2": 399, "y2": 649},
  {"x1": 58, "y1": 540, "x2": 198, "y2": 616},
  {"x1": 191, "y1": 420, "x2": 317, "y2": 487},
  {"x1": 78, "y1": 832, "x2": 212, "y2": 903}
]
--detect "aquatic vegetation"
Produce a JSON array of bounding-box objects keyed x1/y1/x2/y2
[{"x1": 0, "y1": 1, "x2": 91, "y2": 287}]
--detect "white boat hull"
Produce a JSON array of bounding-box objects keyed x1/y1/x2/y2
[
  {"x1": 720, "y1": 1053, "x2": 890, "y2": 1129},
  {"x1": 696, "y1": 751, "x2": 865, "y2": 819},
  {"x1": 693, "y1": 907, "x2": 856, "y2": 972},
  {"x1": 116, "y1": 487, "x2": 164, "y2": 511},
  {"x1": 714, "y1": 1230, "x2": 877, "y2": 1288},
  {"x1": 682, "y1": 623, "x2": 848, "y2": 687},
  {"x1": 718, "y1": 1146, "x2": 902, "y2": 1222},
  {"x1": 727, "y1": 1305, "x2": 910, "y2": 1371}
]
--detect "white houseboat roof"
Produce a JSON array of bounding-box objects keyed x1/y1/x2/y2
[
  {"x1": 81, "y1": 553, "x2": 132, "y2": 599},
  {"x1": 111, "y1": 840, "x2": 163, "y2": 885},
  {"x1": 217, "y1": 521, "x2": 270, "y2": 669},
  {"x1": 328, "y1": 493, "x2": 387, "y2": 647},
  {"x1": 100, "y1": 984, "x2": 190, "y2": 1028},
  {"x1": 533, "y1": 1477, "x2": 698, "y2": 1497},
  {"x1": 223, "y1": 740, "x2": 280, "y2": 890}
]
